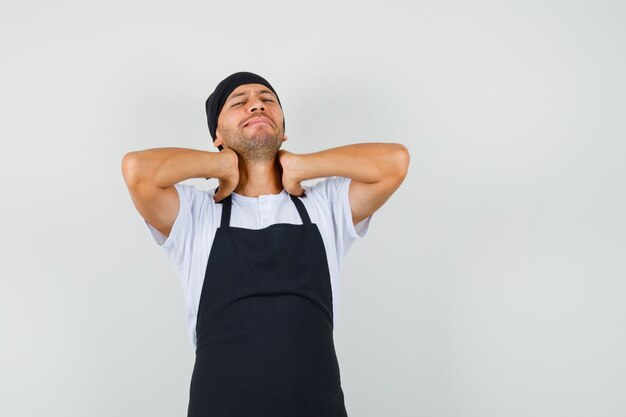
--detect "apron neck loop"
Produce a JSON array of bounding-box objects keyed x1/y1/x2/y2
[
  {"x1": 290, "y1": 194, "x2": 311, "y2": 225},
  {"x1": 218, "y1": 191, "x2": 311, "y2": 228}
]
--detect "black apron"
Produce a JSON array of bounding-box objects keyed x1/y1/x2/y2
[{"x1": 187, "y1": 192, "x2": 349, "y2": 417}]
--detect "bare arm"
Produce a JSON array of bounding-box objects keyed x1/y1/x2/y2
[
  {"x1": 121, "y1": 147, "x2": 238, "y2": 237},
  {"x1": 278, "y1": 143, "x2": 410, "y2": 225}
]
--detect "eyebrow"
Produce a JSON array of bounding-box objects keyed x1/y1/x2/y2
[{"x1": 227, "y1": 89, "x2": 276, "y2": 102}]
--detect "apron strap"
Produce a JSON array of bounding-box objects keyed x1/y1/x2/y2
[
  {"x1": 217, "y1": 188, "x2": 232, "y2": 228},
  {"x1": 289, "y1": 194, "x2": 312, "y2": 225}
]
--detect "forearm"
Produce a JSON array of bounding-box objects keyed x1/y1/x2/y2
[
  {"x1": 122, "y1": 147, "x2": 232, "y2": 189},
  {"x1": 292, "y1": 143, "x2": 409, "y2": 184}
]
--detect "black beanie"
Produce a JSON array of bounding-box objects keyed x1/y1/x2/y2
[{"x1": 205, "y1": 71, "x2": 284, "y2": 148}]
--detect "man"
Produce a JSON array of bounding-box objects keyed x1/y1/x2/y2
[{"x1": 121, "y1": 71, "x2": 409, "y2": 416}]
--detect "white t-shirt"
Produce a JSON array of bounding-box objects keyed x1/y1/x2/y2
[{"x1": 145, "y1": 176, "x2": 372, "y2": 350}]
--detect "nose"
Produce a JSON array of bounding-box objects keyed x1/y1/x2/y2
[{"x1": 247, "y1": 96, "x2": 265, "y2": 112}]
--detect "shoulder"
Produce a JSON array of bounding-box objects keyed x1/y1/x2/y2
[
  {"x1": 168, "y1": 182, "x2": 219, "y2": 233},
  {"x1": 304, "y1": 176, "x2": 350, "y2": 202},
  {"x1": 174, "y1": 182, "x2": 217, "y2": 208},
  {"x1": 300, "y1": 176, "x2": 354, "y2": 227},
  {"x1": 174, "y1": 182, "x2": 211, "y2": 198},
  {"x1": 148, "y1": 182, "x2": 218, "y2": 249}
]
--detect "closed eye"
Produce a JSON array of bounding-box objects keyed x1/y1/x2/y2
[{"x1": 232, "y1": 99, "x2": 273, "y2": 107}]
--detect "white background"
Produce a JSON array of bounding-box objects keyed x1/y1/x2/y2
[{"x1": 1, "y1": 0, "x2": 625, "y2": 416}]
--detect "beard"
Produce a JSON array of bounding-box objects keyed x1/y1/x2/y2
[{"x1": 218, "y1": 122, "x2": 284, "y2": 163}]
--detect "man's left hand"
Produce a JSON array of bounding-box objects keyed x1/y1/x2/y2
[{"x1": 277, "y1": 149, "x2": 305, "y2": 196}]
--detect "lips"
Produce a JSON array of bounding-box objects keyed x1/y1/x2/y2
[{"x1": 244, "y1": 117, "x2": 272, "y2": 128}]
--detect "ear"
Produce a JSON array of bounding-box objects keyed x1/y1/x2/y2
[
  {"x1": 282, "y1": 134, "x2": 288, "y2": 142},
  {"x1": 214, "y1": 129, "x2": 224, "y2": 149}
]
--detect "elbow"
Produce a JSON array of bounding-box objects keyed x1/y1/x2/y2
[
  {"x1": 391, "y1": 143, "x2": 410, "y2": 180},
  {"x1": 121, "y1": 152, "x2": 143, "y2": 187}
]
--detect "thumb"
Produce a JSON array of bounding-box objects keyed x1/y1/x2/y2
[
  {"x1": 285, "y1": 180, "x2": 304, "y2": 197},
  {"x1": 213, "y1": 186, "x2": 227, "y2": 203}
]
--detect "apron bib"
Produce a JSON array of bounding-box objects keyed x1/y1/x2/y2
[{"x1": 187, "y1": 192, "x2": 349, "y2": 417}]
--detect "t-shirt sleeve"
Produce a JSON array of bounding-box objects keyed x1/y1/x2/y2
[
  {"x1": 144, "y1": 183, "x2": 198, "y2": 269},
  {"x1": 309, "y1": 176, "x2": 372, "y2": 258}
]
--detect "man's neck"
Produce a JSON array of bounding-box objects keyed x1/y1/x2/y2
[{"x1": 233, "y1": 156, "x2": 283, "y2": 197}]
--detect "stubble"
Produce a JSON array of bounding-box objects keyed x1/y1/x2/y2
[{"x1": 219, "y1": 122, "x2": 285, "y2": 163}]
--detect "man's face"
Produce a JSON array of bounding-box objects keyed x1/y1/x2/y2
[{"x1": 215, "y1": 83, "x2": 287, "y2": 163}]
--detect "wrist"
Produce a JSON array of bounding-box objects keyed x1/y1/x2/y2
[
  {"x1": 204, "y1": 149, "x2": 238, "y2": 180},
  {"x1": 283, "y1": 151, "x2": 308, "y2": 183}
]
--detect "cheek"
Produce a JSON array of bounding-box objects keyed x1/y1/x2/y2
[{"x1": 219, "y1": 114, "x2": 238, "y2": 131}]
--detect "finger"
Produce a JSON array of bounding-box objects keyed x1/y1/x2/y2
[
  {"x1": 214, "y1": 188, "x2": 232, "y2": 202},
  {"x1": 285, "y1": 182, "x2": 304, "y2": 196},
  {"x1": 213, "y1": 186, "x2": 229, "y2": 203}
]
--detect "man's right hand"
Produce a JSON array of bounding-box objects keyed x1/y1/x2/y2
[
  {"x1": 122, "y1": 146, "x2": 241, "y2": 238},
  {"x1": 213, "y1": 147, "x2": 239, "y2": 202}
]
